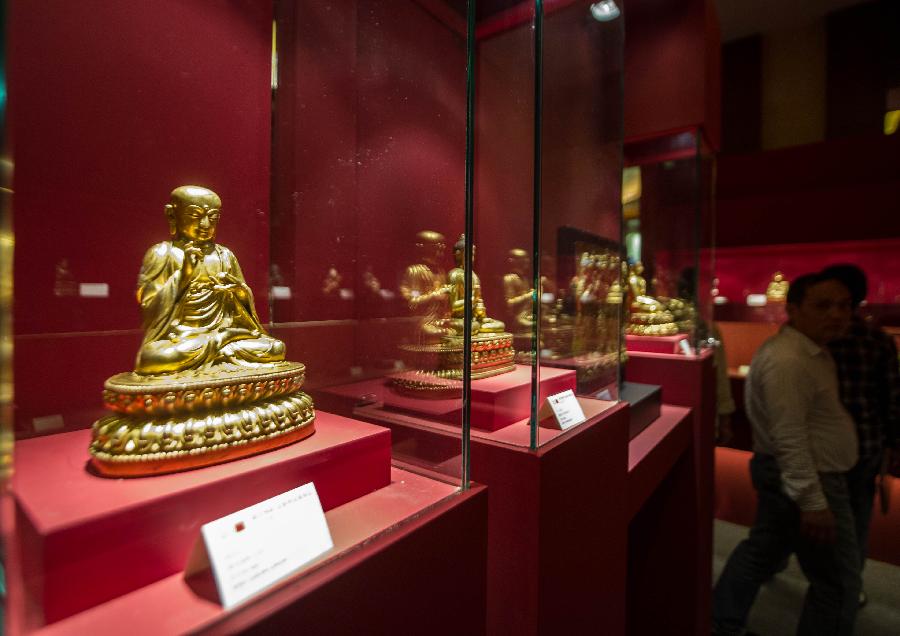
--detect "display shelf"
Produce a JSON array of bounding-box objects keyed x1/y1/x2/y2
[
  {"x1": 5, "y1": 470, "x2": 487, "y2": 636},
  {"x1": 627, "y1": 405, "x2": 691, "y2": 519},
  {"x1": 624, "y1": 348, "x2": 715, "y2": 636},
  {"x1": 619, "y1": 381, "x2": 662, "y2": 440},
  {"x1": 316, "y1": 365, "x2": 576, "y2": 433},
  {"x1": 11, "y1": 413, "x2": 391, "y2": 627},
  {"x1": 625, "y1": 333, "x2": 690, "y2": 354}
]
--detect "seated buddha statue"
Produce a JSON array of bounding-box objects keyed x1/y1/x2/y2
[
  {"x1": 399, "y1": 230, "x2": 454, "y2": 343},
  {"x1": 625, "y1": 261, "x2": 678, "y2": 337},
  {"x1": 392, "y1": 234, "x2": 514, "y2": 394},
  {"x1": 90, "y1": 186, "x2": 315, "y2": 477},
  {"x1": 447, "y1": 234, "x2": 506, "y2": 335},
  {"x1": 503, "y1": 248, "x2": 535, "y2": 334},
  {"x1": 766, "y1": 271, "x2": 789, "y2": 303},
  {"x1": 135, "y1": 186, "x2": 285, "y2": 374}
]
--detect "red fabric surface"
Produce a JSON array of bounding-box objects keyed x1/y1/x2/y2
[
  {"x1": 12, "y1": 412, "x2": 391, "y2": 627},
  {"x1": 6, "y1": 472, "x2": 483, "y2": 636}
]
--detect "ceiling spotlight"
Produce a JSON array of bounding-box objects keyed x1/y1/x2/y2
[{"x1": 590, "y1": 1, "x2": 620, "y2": 22}]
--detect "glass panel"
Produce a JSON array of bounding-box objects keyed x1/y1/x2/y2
[
  {"x1": 4, "y1": 2, "x2": 474, "y2": 628},
  {"x1": 271, "y1": 0, "x2": 471, "y2": 484},
  {"x1": 623, "y1": 128, "x2": 714, "y2": 351},
  {"x1": 535, "y1": 1, "x2": 624, "y2": 446},
  {"x1": 474, "y1": 0, "x2": 624, "y2": 450}
]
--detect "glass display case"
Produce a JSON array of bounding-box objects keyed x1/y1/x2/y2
[
  {"x1": 621, "y1": 127, "x2": 716, "y2": 354},
  {"x1": 296, "y1": 0, "x2": 624, "y2": 455},
  {"x1": 2, "y1": 0, "x2": 623, "y2": 632}
]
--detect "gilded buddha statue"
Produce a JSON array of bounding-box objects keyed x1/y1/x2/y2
[
  {"x1": 399, "y1": 230, "x2": 453, "y2": 343},
  {"x1": 766, "y1": 271, "x2": 789, "y2": 303},
  {"x1": 503, "y1": 248, "x2": 536, "y2": 345},
  {"x1": 90, "y1": 186, "x2": 315, "y2": 476},
  {"x1": 394, "y1": 234, "x2": 514, "y2": 394},
  {"x1": 504, "y1": 249, "x2": 573, "y2": 360},
  {"x1": 625, "y1": 261, "x2": 678, "y2": 337}
]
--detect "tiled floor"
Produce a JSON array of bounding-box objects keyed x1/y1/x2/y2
[{"x1": 713, "y1": 520, "x2": 900, "y2": 636}]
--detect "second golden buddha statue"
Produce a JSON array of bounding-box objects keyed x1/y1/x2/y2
[
  {"x1": 394, "y1": 234, "x2": 514, "y2": 395},
  {"x1": 90, "y1": 186, "x2": 315, "y2": 476},
  {"x1": 625, "y1": 262, "x2": 678, "y2": 337}
]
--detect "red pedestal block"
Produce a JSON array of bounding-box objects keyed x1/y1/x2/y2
[
  {"x1": 352, "y1": 397, "x2": 630, "y2": 635},
  {"x1": 11, "y1": 412, "x2": 392, "y2": 628},
  {"x1": 624, "y1": 349, "x2": 715, "y2": 636},
  {"x1": 627, "y1": 406, "x2": 699, "y2": 636},
  {"x1": 316, "y1": 364, "x2": 576, "y2": 432},
  {"x1": 625, "y1": 333, "x2": 690, "y2": 354},
  {"x1": 5, "y1": 470, "x2": 487, "y2": 635}
]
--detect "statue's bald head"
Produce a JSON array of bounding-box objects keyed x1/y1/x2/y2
[
  {"x1": 169, "y1": 185, "x2": 221, "y2": 209},
  {"x1": 165, "y1": 185, "x2": 222, "y2": 243}
]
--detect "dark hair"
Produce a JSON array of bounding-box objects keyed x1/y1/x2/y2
[
  {"x1": 819, "y1": 263, "x2": 867, "y2": 308},
  {"x1": 786, "y1": 272, "x2": 822, "y2": 306}
]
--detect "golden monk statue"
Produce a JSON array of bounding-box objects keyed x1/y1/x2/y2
[
  {"x1": 393, "y1": 233, "x2": 514, "y2": 395},
  {"x1": 503, "y1": 248, "x2": 535, "y2": 337},
  {"x1": 447, "y1": 234, "x2": 506, "y2": 335},
  {"x1": 399, "y1": 230, "x2": 454, "y2": 343},
  {"x1": 766, "y1": 271, "x2": 789, "y2": 303},
  {"x1": 135, "y1": 187, "x2": 285, "y2": 374},
  {"x1": 625, "y1": 261, "x2": 678, "y2": 337},
  {"x1": 90, "y1": 186, "x2": 315, "y2": 476}
]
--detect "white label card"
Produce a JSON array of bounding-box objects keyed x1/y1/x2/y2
[
  {"x1": 78, "y1": 282, "x2": 109, "y2": 298},
  {"x1": 546, "y1": 389, "x2": 587, "y2": 430},
  {"x1": 200, "y1": 482, "x2": 334, "y2": 609}
]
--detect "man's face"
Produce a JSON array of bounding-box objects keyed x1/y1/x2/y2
[
  {"x1": 173, "y1": 196, "x2": 221, "y2": 244},
  {"x1": 787, "y1": 279, "x2": 852, "y2": 344}
]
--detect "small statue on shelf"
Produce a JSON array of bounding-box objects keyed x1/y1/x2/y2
[
  {"x1": 765, "y1": 271, "x2": 789, "y2": 303},
  {"x1": 393, "y1": 234, "x2": 514, "y2": 395},
  {"x1": 90, "y1": 186, "x2": 315, "y2": 476},
  {"x1": 625, "y1": 261, "x2": 678, "y2": 337}
]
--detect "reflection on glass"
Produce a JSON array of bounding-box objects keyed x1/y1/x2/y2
[
  {"x1": 90, "y1": 186, "x2": 315, "y2": 477},
  {"x1": 393, "y1": 233, "x2": 515, "y2": 396},
  {"x1": 625, "y1": 261, "x2": 677, "y2": 336}
]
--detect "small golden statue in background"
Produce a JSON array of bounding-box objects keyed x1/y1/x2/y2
[
  {"x1": 90, "y1": 186, "x2": 315, "y2": 476},
  {"x1": 394, "y1": 234, "x2": 514, "y2": 395},
  {"x1": 625, "y1": 262, "x2": 678, "y2": 336},
  {"x1": 765, "y1": 271, "x2": 789, "y2": 303},
  {"x1": 503, "y1": 248, "x2": 536, "y2": 349}
]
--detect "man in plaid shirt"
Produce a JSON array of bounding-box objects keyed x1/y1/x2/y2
[{"x1": 823, "y1": 264, "x2": 900, "y2": 604}]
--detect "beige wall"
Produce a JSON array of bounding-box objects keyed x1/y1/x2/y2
[{"x1": 761, "y1": 21, "x2": 826, "y2": 149}]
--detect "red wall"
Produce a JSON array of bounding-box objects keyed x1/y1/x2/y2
[
  {"x1": 10, "y1": 1, "x2": 273, "y2": 434},
  {"x1": 716, "y1": 134, "x2": 900, "y2": 248},
  {"x1": 623, "y1": 0, "x2": 721, "y2": 149}
]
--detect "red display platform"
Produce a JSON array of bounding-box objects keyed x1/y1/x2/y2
[
  {"x1": 316, "y1": 364, "x2": 576, "y2": 432},
  {"x1": 624, "y1": 349, "x2": 715, "y2": 636},
  {"x1": 11, "y1": 412, "x2": 391, "y2": 628},
  {"x1": 5, "y1": 470, "x2": 487, "y2": 635},
  {"x1": 351, "y1": 396, "x2": 630, "y2": 634},
  {"x1": 625, "y1": 333, "x2": 689, "y2": 354}
]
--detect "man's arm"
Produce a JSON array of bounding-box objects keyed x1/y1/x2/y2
[{"x1": 758, "y1": 355, "x2": 828, "y2": 512}]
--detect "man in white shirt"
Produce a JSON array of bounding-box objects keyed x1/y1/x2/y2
[{"x1": 713, "y1": 272, "x2": 860, "y2": 636}]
